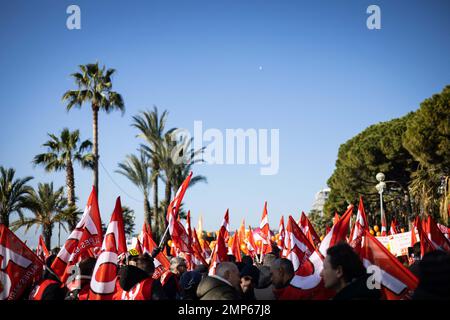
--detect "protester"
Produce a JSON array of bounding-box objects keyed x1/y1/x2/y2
[
  {"x1": 412, "y1": 250, "x2": 450, "y2": 300},
  {"x1": 179, "y1": 271, "x2": 202, "y2": 300},
  {"x1": 239, "y1": 264, "x2": 260, "y2": 300},
  {"x1": 29, "y1": 254, "x2": 66, "y2": 300},
  {"x1": 270, "y1": 258, "x2": 295, "y2": 299},
  {"x1": 113, "y1": 253, "x2": 166, "y2": 300},
  {"x1": 160, "y1": 256, "x2": 186, "y2": 299},
  {"x1": 197, "y1": 262, "x2": 242, "y2": 300},
  {"x1": 65, "y1": 257, "x2": 97, "y2": 300},
  {"x1": 254, "y1": 253, "x2": 277, "y2": 300},
  {"x1": 408, "y1": 242, "x2": 421, "y2": 277},
  {"x1": 320, "y1": 242, "x2": 380, "y2": 300}
]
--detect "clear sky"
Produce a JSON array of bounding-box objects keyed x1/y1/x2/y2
[{"x1": 1, "y1": 0, "x2": 449, "y2": 248}]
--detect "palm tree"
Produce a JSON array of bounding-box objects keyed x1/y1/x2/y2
[
  {"x1": 62, "y1": 62, "x2": 125, "y2": 198},
  {"x1": 33, "y1": 128, "x2": 93, "y2": 230},
  {"x1": 11, "y1": 182, "x2": 68, "y2": 249},
  {"x1": 0, "y1": 167, "x2": 33, "y2": 228},
  {"x1": 116, "y1": 150, "x2": 152, "y2": 229},
  {"x1": 132, "y1": 107, "x2": 172, "y2": 240},
  {"x1": 148, "y1": 131, "x2": 207, "y2": 234}
]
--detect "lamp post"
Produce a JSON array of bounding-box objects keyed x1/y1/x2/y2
[{"x1": 376, "y1": 173, "x2": 386, "y2": 234}]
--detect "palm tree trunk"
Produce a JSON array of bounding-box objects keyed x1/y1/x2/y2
[
  {"x1": 144, "y1": 193, "x2": 151, "y2": 228},
  {"x1": 152, "y1": 174, "x2": 159, "y2": 241},
  {"x1": 43, "y1": 223, "x2": 52, "y2": 250},
  {"x1": 164, "y1": 180, "x2": 172, "y2": 231},
  {"x1": 66, "y1": 159, "x2": 77, "y2": 230},
  {"x1": 92, "y1": 105, "x2": 99, "y2": 198},
  {"x1": 0, "y1": 213, "x2": 8, "y2": 228}
]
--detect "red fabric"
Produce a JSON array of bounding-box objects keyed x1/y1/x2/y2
[
  {"x1": 259, "y1": 202, "x2": 271, "y2": 255},
  {"x1": 28, "y1": 279, "x2": 59, "y2": 300},
  {"x1": 51, "y1": 186, "x2": 103, "y2": 283},
  {"x1": 349, "y1": 197, "x2": 369, "y2": 254},
  {"x1": 208, "y1": 223, "x2": 228, "y2": 275},
  {"x1": 360, "y1": 230, "x2": 418, "y2": 300},
  {"x1": 230, "y1": 231, "x2": 242, "y2": 262},
  {"x1": 113, "y1": 278, "x2": 154, "y2": 300},
  {"x1": 299, "y1": 212, "x2": 321, "y2": 249},
  {"x1": 426, "y1": 216, "x2": 450, "y2": 252},
  {"x1": 138, "y1": 223, "x2": 170, "y2": 280},
  {"x1": 36, "y1": 235, "x2": 50, "y2": 262},
  {"x1": 89, "y1": 197, "x2": 127, "y2": 300},
  {"x1": 0, "y1": 224, "x2": 44, "y2": 300},
  {"x1": 167, "y1": 172, "x2": 193, "y2": 256},
  {"x1": 278, "y1": 216, "x2": 285, "y2": 250}
]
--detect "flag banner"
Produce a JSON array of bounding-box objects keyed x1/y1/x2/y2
[
  {"x1": 36, "y1": 235, "x2": 50, "y2": 262},
  {"x1": 0, "y1": 224, "x2": 44, "y2": 300},
  {"x1": 376, "y1": 232, "x2": 412, "y2": 257},
  {"x1": 89, "y1": 197, "x2": 127, "y2": 300},
  {"x1": 51, "y1": 186, "x2": 103, "y2": 283},
  {"x1": 361, "y1": 230, "x2": 418, "y2": 300}
]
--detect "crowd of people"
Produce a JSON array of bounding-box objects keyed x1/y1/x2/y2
[{"x1": 26, "y1": 242, "x2": 450, "y2": 301}]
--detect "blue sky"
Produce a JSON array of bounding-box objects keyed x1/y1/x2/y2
[{"x1": 1, "y1": 0, "x2": 449, "y2": 248}]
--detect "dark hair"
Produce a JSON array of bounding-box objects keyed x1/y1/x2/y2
[
  {"x1": 326, "y1": 242, "x2": 366, "y2": 283},
  {"x1": 413, "y1": 242, "x2": 421, "y2": 257},
  {"x1": 272, "y1": 258, "x2": 294, "y2": 277},
  {"x1": 262, "y1": 253, "x2": 277, "y2": 268},
  {"x1": 134, "y1": 253, "x2": 155, "y2": 275},
  {"x1": 227, "y1": 254, "x2": 237, "y2": 263},
  {"x1": 417, "y1": 250, "x2": 450, "y2": 297},
  {"x1": 78, "y1": 257, "x2": 97, "y2": 276},
  {"x1": 241, "y1": 255, "x2": 253, "y2": 266}
]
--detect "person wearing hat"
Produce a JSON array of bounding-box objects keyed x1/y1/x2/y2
[
  {"x1": 240, "y1": 264, "x2": 260, "y2": 300},
  {"x1": 179, "y1": 271, "x2": 202, "y2": 300}
]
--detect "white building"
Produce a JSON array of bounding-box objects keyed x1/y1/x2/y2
[{"x1": 310, "y1": 188, "x2": 330, "y2": 216}]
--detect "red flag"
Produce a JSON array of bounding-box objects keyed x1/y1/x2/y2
[
  {"x1": 349, "y1": 197, "x2": 369, "y2": 254},
  {"x1": 389, "y1": 219, "x2": 399, "y2": 235},
  {"x1": 278, "y1": 216, "x2": 285, "y2": 250},
  {"x1": 361, "y1": 229, "x2": 418, "y2": 300},
  {"x1": 437, "y1": 223, "x2": 450, "y2": 240},
  {"x1": 381, "y1": 209, "x2": 388, "y2": 237},
  {"x1": 208, "y1": 225, "x2": 228, "y2": 275},
  {"x1": 220, "y1": 209, "x2": 230, "y2": 244},
  {"x1": 167, "y1": 173, "x2": 193, "y2": 255},
  {"x1": 278, "y1": 216, "x2": 330, "y2": 300},
  {"x1": 319, "y1": 205, "x2": 353, "y2": 257},
  {"x1": 139, "y1": 223, "x2": 170, "y2": 279},
  {"x1": 51, "y1": 186, "x2": 103, "y2": 283},
  {"x1": 259, "y1": 201, "x2": 271, "y2": 255},
  {"x1": 245, "y1": 226, "x2": 258, "y2": 258},
  {"x1": 191, "y1": 228, "x2": 208, "y2": 268},
  {"x1": 0, "y1": 224, "x2": 44, "y2": 300},
  {"x1": 426, "y1": 215, "x2": 450, "y2": 252},
  {"x1": 36, "y1": 235, "x2": 50, "y2": 262},
  {"x1": 89, "y1": 197, "x2": 127, "y2": 300},
  {"x1": 414, "y1": 216, "x2": 436, "y2": 257},
  {"x1": 230, "y1": 231, "x2": 242, "y2": 262},
  {"x1": 333, "y1": 212, "x2": 340, "y2": 225},
  {"x1": 299, "y1": 212, "x2": 321, "y2": 249}
]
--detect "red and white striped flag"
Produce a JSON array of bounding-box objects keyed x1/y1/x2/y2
[
  {"x1": 361, "y1": 229, "x2": 418, "y2": 300},
  {"x1": 51, "y1": 186, "x2": 103, "y2": 283},
  {"x1": 208, "y1": 224, "x2": 228, "y2": 275},
  {"x1": 167, "y1": 172, "x2": 193, "y2": 255},
  {"x1": 0, "y1": 224, "x2": 44, "y2": 300},
  {"x1": 425, "y1": 215, "x2": 450, "y2": 252},
  {"x1": 299, "y1": 211, "x2": 321, "y2": 249},
  {"x1": 349, "y1": 197, "x2": 369, "y2": 254},
  {"x1": 389, "y1": 219, "x2": 399, "y2": 235},
  {"x1": 89, "y1": 197, "x2": 127, "y2": 300},
  {"x1": 36, "y1": 235, "x2": 50, "y2": 262},
  {"x1": 259, "y1": 201, "x2": 271, "y2": 255},
  {"x1": 278, "y1": 216, "x2": 285, "y2": 250}
]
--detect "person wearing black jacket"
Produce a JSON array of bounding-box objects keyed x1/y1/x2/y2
[
  {"x1": 29, "y1": 254, "x2": 66, "y2": 300},
  {"x1": 320, "y1": 242, "x2": 381, "y2": 300}
]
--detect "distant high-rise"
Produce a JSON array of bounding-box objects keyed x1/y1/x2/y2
[{"x1": 310, "y1": 188, "x2": 330, "y2": 216}]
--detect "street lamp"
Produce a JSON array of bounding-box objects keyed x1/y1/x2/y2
[{"x1": 375, "y1": 172, "x2": 387, "y2": 234}]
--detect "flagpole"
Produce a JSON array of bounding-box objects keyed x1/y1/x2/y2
[{"x1": 158, "y1": 224, "x2": 170, "y2": 248}]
